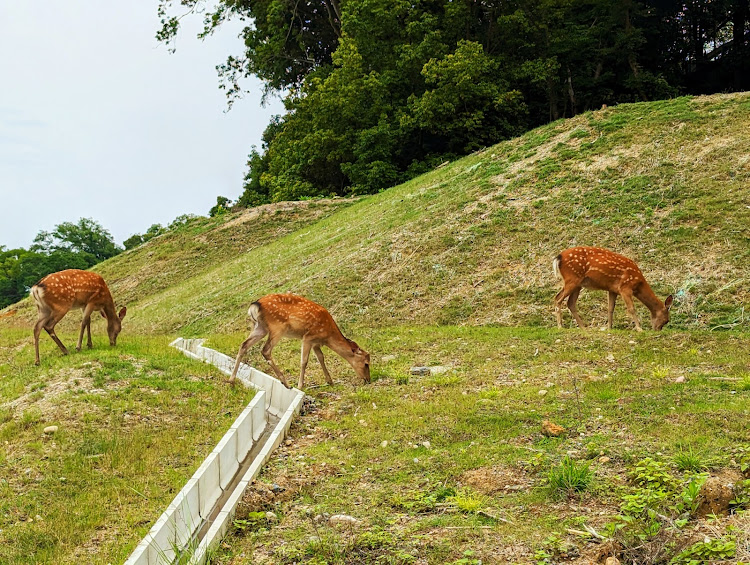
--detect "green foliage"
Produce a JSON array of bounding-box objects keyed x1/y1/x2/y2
[
  {"x1": 209, "y1": 196, "x2": 232, "y2": 217},
  {"x1": 160, "y1": 0, "x2": 750, "y2": 202},
  {"x1": 670, "y1": 536, "x2": 737, "y2": 564},
  {"x1": 547, "y1": 457, "x2": 593, "y2": 498},
  {"x1": 32, "y1": 217, "x2": 121, "y2": 262}
]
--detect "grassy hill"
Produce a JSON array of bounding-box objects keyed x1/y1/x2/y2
[{"x1": 1, "y1": 93, "x2": 750, "y2": 564}]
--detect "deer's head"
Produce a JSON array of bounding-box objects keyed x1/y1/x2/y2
[
  {"x1": 103, "y1": 307, "x2": 127, "y2": 345},
  {"x1": 650, "y1": 295, "x2": 673, "y2": 330},
  {"x1": 346, "y1": 339, "x2": 371, "y2": 383}
]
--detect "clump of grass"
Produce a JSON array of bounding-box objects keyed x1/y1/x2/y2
[
  {"x1": 547, "y1": 457, "x2": 594, "y2": 499},
  {"x1": 674, "y1": 447, "x2": 707, "y2": 472}
]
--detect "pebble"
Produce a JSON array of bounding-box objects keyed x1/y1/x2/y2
[
  {"x1": 413, "y1": 458, "x2": 419, "y2": 463},
  {"x1": 43, "y1": 426, "x2": 58, "y2": 434},
  {"x1": 381, "y1": 354, "x2": 397, "y2": 363},
  {"x1": 675, "y1": 376, "x2": 686, "y2": 383},
  {"x1": 381, "y1": 440, "x2": 388, "y2": 448},
  {"x1": 329, "y1": 514, "x2": 359, "y2": 526},
  {"x1": 359, "y1": 420, "x2": 368, "y2": 427},
  {"x1": 538, "y1": 389, "x2": 548, "y2": 396},
  {"x1": 265, "y1": 511, "x2": 278, "y2": 522},
  {"x1": 410, "y1": 366, "x2": 430, "y2": 376},
  {"x1": 606, "y1": 353, "x2": 615, "y2": 362},
  {"x1": 429, "y1": 366, "x2": 450, "y2": 375},
  {"x1": 422, "y1": 441, "x2": 431, "y2": 449},
  {"x1": 599, "y1": 456, "x2": 611, "y2": 464}
]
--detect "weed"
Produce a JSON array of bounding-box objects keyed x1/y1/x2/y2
[
  {"x1": 547, "y1": 457, "x2": 593, "y2": 499},
  {"x1": 670, "y1": 535, "x2": 737, "y2": 564}
]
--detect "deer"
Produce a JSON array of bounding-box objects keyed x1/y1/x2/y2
[
  {"x1": 229, "y1": 293, "x2": 371, "y2": 389},
  {"x1": 553, "y1": 247, "x2": 673, "y2": 331},
  {"x1": 31, "y1": 269, "x2": 126, "y2": 365}
]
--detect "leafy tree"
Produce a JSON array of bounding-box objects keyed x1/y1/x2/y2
[
  {"x1": 32, "y1": 218, "x2": 121, "y2": 263},
  {"x1": 209, "y1": 196, "x2": 232, "y2": 217}
]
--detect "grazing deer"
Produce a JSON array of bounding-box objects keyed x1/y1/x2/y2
[
  {"x1": 31, "y1": 269, "x2": 126, "y2": 365},
  {"x1": 229, "y1": 293, "x2": 371, "y2": 389},
  {"x1": 553, "y1": 247, "x2": 673, "y2": 331}
]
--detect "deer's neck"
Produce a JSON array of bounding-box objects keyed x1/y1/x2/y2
[
  {"x1": 635, "y1": 282, "x2": 665, "y2": 316},
  {"x1": 326, "y1": 330, "x2": 354, "y2": 360}
]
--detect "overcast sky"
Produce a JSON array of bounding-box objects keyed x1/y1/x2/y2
[{"x1": 0, "y1": 2, "x2": 282, "y2": 250}]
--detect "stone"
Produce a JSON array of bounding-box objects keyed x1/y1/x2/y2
[
  {"x1": 606, "y1": 353, "x2": 615, "y2": 362},
  {"x1": 381, "y1": 354, "x2": 397, "y2": 363},
  {"x1": 270, "y1": 483, "x2": 285, "y2": 494},
  {"x1": 675, "y1": 376, "x2": 686, "y2": 383},
  {"x1": 381, "y1": 440, "x2": 388, "y2": 448},
  {"x1": 265, "y1": 511, "x2": 278, "y2": 522},
  {"x1": 410, "y1": 366, "x2": 430, "y2": 376},
  {"x1": 599, "y1": 456, "x2": 611, "y2": 464},
  {"x1": 538, "y1": 389, "x2": 548, "y2": 396},
  {"x1": 429, "y1": 366, "x2": 450, "y2": 375},
  {"x1": 43, "y1": 426, "x2": 58, "y2": 434},
  {"x1": 541, "y1": 420, "x2": 565, "y2": 437},
  {"x1": 329, "y1": 514, "x2": 359, "y2": 527},
  {"x1": 605, "y1": 558, "x2": 621, "y2": 565},
  {"x1": 422, "y1": 441, "x2": 431, "y2": 449}
]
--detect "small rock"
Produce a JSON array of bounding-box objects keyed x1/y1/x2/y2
[
  {"x1": 422, "y1": 441, "x2": 431, "y2": 449},
  {"x1": 359, "y1": 419, "x2": 368, "y2": 427},
  {"x1": 628, "y1": 340, "x2": 636, "y2": 345},
  {"x1": 314, "y1": 512, "x2": 330, "y2": 523},
  {"x1": 270, "y1": 483, "x2": 285, "y2": 494},
  {"x1": 43, "y1": 426, "x2": 58, "y2": 434},
  {"x1": 555, "y1": 339, "x2": 561, "y2": 344},
  {"x1": 606, "y1": 353, "x2": 615, "y2": 362},
  {"x1": 599, "y1": 456, "x2": 611, "y2": 464},
  {"x1": 265, "y1": 511, "x2": 278, "y2": 522},
  {"x1": 35, "y1": 515, "x2": 42, "y2": 521},
  {"x1": 541, "y1": 420, "x2": 565, "y2": 437},
  {"x1": 380, "y1": 440, "x2": 388, "y2": 448},
  {"x1": 329, "y1": 514, "x2": 359, "y2": 527},
  {"x1": 545, "y1": 382, "x2": 554, "y2": 388},
  {"x1": 410, "y1": 366, "x2": 430, "y2": 376},
  {"x1": 429, "y1": 366, "x2": 450, "y2": 375},
  {"x1": 605, "y1": 558, "x2": 621, "y2": 565},
  {"x1": 675, "y1": 376, "x2": 686, "y2": 383},
  {"x1": 381, "y1": 354, "x2": 397, "y2": 363},
  {"x1": 284, "y1": 439, "x2": 293, "y2": 446},
  {"x1": 413, "y1": 458, "x2": 419, "y2": 463},
  {"x1": 538, "y1": 389, "x2": 548, "y2": 396}
]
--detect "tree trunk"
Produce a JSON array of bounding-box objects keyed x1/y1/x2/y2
[
  {"x1": 567, "y1": 67, "x2": 577, "y2": 115},
  {"x1": 734, "y1": 0, "x2": 749, "y2": 90}
]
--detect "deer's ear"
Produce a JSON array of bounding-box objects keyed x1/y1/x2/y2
[
  {"x1": 664, "y1": 295, "x2": 674, "y2": 310},
  {"x1": 118, "y1": 306, "x2": 127, "y2": 320}
]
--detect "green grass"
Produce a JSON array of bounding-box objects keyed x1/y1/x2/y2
[
  {"x1": 0, "y1": 329, "x2": 254, "y2": 565},
  {"x1": 1, "y1": 92, "x2": 750, "y2": 563}
]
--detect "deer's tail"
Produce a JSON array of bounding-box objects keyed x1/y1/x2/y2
[
  {"x1": 247, "y1": 301, "x2": 261, "y2": 326},
  {"x1": 552, "y1": 255, "x2": 563, "y2": 280}
]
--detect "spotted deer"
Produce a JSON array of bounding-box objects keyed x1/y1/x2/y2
[
  {"x1": 229, "y1": 293, "x2": 371, "y2": 389},
  {"x1": 553, "y1": 247, "x2": 673, "y2": 331},
  {"x1": 31, "y1": 269, "x2": 126, "y2": 365}
]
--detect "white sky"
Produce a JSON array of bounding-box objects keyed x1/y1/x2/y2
[{"x1": 0, "y1": 1, "x2": 283, "y2": 250}]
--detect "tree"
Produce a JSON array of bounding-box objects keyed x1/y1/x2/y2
[{"x1": 32, "y1": 218, "x2": 122, "y2": 263}]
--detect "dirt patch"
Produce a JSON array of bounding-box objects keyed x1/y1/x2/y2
[
  {"x1": 459, "y1": 465, "x2": 533, "y2": 496},
  {"x1": 696, "y1": 469, "x2": 744, "y2": 517},
  {"x1": 218, "y1": 198, "x2": 355, "y2": 231}
]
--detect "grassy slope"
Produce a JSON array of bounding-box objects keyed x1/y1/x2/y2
[
  {"x1": 88, "y1": 93, "x2": 750, "y2": 334},
  {"x1": 2, "y1": 93, "x2": 750, "y2": 564}
]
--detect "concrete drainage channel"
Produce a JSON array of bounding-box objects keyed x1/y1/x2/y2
[{"x1": 125, "y1": 338, "x2": 305, "y2": 565}]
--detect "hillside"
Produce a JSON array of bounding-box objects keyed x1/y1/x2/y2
[{"x1": 1, "y1": 93, "x2": 750, "y2": 564}]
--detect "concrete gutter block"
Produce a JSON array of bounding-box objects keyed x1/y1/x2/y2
[
  {"x1": 251, "y1": 392, "x2": 267, "y2": 441},
  {"x1": 197, "y1": 453, "x2": 222, "y2": 519},
  {"x1": 199, "y1": 510, "x2": 232, "y2": 557},
  {"x1": 232, "y1": 407, "x2": 254, "y2": 464},
  {"x1": 173, "y1": 478, "x2": 201, "y2": 548},
  {"x1": 144, "y1": 513, "x2": 176, "y2": 564},
  {"x1": 217, "y1": 433, "x2": 240, "y2": 491},
  {"x1": 269, "y1": 379, "x2": 287, "y2": 413},
  {"x1": 222, "y1": 478, "x2": 251, "y2": 520}
]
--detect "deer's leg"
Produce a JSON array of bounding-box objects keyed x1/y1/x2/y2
[
  {"x1": 566, "y1": 288, "x2": 586, "y2": 328},
  {"x1": 620, "y1": 290, "x2": 642, "y2": 332},
  {"x1": 77, "y1": 303, "x2": 96, "y2": 352},
  {"x1": 261, "y1": 334, "x2": 289, "y2": 388},
  {"x1": 229, "y1": 325, "x2": 268, "y2": 384},
  {"x1": 313, "y1": 345, "x2": 333, "y2": 385},
  {"x1": 298, "y1": 339, "x2": 313, "y2": 390},
  {"x1": 554, "y1": 282, "x2": 581, "y2": 328},
  {"x1": 33, "y1": 314, "x2": 49, "y2": 366},
  {"x1": 44, "y1": 311, "x2": 69, "y2": 356},
  {"x1": 607, "y1": 292, "x2": 617, "y2": 330}
]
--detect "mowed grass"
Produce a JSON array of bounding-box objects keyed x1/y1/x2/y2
[
  {"x1": 0, "y1": 328, "x2": 254, "y2": 565},
  {"x1": 205, "y1": 326, "x2": 750, "y2": 564}
]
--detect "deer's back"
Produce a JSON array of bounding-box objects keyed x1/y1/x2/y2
[
  {"x1": 257, "y1": 294, "x2": 337, "y2": 339},
  {"x1": 559, "y1": 247, "x2": 645, "y2": 291},
  {"x1": 34, "y1": 269, "x2": 112, "y2": 309}
]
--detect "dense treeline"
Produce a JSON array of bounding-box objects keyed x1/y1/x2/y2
[
  {"x1": 0, "y1": 219, "x2": 121, "y2": 309},
  {"x1": 159, "y1": 0, "x2": 749, "y2": 202}
]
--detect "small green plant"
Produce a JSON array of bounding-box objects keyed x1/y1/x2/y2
[
  {"x1": 674, "y1": 448, "x2": 706, "y2": 473},
  {"x1": 547, "y1": 457, "x2": 593, "y2": 499},
  {"x1": 629, "y1": 457, "x2": 677, "y2": 490},
  {"x1": 669, "y1": 536, "x2": 736, "y2": 564},
  {"x1": 447, "y1": 489, "x2": 485, "y2": 513},
  {"x1": 394, "y1": 373, "x2": 409, "y2": 385},
  {"x1": 452, "y1": 549, "x2": 481, "y2": 565}
]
